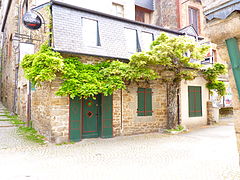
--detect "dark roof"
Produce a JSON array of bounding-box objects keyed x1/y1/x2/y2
[
  {"x1": 135, "y1": 0, "x2": 154, "y2": 11},
  {"x1": 205, "y1": 0, "x2": 240, "y2": 21}
]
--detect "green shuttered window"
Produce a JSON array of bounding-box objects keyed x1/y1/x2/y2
[
  {"x1": 137, "y1": 88, "x2": 153, "y2": 116},
  {"x1": 188, "y1": 86, "x2": 202, "y2": 117},
  {"x1": 226, "y1": 38, "x2": 240, "y2": 100}
]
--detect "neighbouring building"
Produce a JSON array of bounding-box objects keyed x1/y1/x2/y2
[
  {"x1": 203, "y1": 0, "x2": 240, "y2": 154},
  {"x1": 152, "y1": 0, "x2": 220, "y2": 127},
  {"x1": 0, "y1": 0, "x2": 213, "y2": 143}
]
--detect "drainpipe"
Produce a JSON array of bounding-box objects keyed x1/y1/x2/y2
[
  {"x1": 48, "y1": 3, "x2": 53, "y2": 47},
  {"x1": 177, "y1": 88, "x2": 180, "y2": 125},
  {"x1": 27, "y1": 82, "x2": 31, "y2": 127},
  {"x1": 120, "y1": 89, "x2": 123, "y2": 134},
  {"x1": 13, "y1": 5, "x2": 21, "y2": 114},
  {"x1": 0, "y1": 33, "x2": 6, "y2": 100}
]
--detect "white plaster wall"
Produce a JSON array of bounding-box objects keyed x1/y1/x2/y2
[
  {"x1": 54, "y1": 0, "x2": 135, "y2": 20},
  {"x1": 180, "y1": 77, "x2": 209, "y2": 128}
]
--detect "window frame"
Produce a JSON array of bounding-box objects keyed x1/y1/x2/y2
[
  {"x1": 188, "y1": 6, "x2": 200, "y2": 33},
  {"x1": 141, "y1": 31, "x2": 154, "y2": 51},
  {"x1": 124, "y1": 28, "x2": 141, "y2": 53},
  {"x1": 81, "y1": 17, "x2": 101, "y2": 47},
  {"x1": 137, "y1": 88, "x2": 153, "y2": 116},
  {"x1": 112, "y1": 2, "x2": 124, "y2": 17}
]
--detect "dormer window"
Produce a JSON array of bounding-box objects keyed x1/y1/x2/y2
[
  {"x1": 141, "y1": 32, "x2": 154, "y2": 51},
  {"x1": 124, "y1": 28, "x2": 141, "y2": 53},
  {"x1": 82, "y1": 18, "x2": 101, "y2": 46},
  {"x1": 135, "y1": 6, "x2": 152, "y2": 24}
]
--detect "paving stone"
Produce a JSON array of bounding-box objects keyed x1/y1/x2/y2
[{"x1": 0, "y1": 101, "x2": 239, "y2": 180}]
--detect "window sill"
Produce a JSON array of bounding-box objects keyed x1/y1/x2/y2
[{"x1": 84, "y1": 45, "x2": 102, "y2": 49}]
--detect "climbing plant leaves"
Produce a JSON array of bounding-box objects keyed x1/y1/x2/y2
[{"x1": 21, "y1": 33, "x2": 226, "y2": 99}]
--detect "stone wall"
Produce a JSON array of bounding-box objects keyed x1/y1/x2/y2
[
  {"x1": 31, "y1": 78, "x2": 69, "y2": 143},
  {"x1": 113, "y1": 80, "x2": 167, "y2": 136},
  {"x1": 1, "y1": 0, "x2": 51, "y2": 118},
  {"x1": 30, "y1": 61, "x2": 168, "y2": 142},
  {"x1": 1, "y1": 0, "x2": 19, "y2": 112},
  {"x1": 152, "y1": 0, "x2": 179, "y2": 30},
  {"x1": 153, "y1": 0, "x2": 204, "y2": 34},
  {"x1": 204, "y1": 9, "x2": 240, "y2": 152}
]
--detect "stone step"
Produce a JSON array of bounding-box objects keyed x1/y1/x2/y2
[
  {"x1": 0, "y1": 125, "x2": 14, "y2": 127},
  {"x1": 0, "y1": 121, "x2": 12, "y2": 126},
  {"x1": 0, "y1": 116, "x2": 11, "y2": 119}
]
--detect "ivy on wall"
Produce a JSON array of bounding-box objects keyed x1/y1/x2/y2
[
  {"x1": 202, "y1": 63, "x2": 227, "y2": 96},
  {"x1": 21, "y1": 34, "x2": 226, "y2": 99},
  {"x1": 21, "y1": 44, "x2": 156, "y2": 99}
]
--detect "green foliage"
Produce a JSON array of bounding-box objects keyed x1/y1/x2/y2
[
  {"x1": 130, "y1": 33, "x2": 209, "y2": 82},
  {"x1": 5, "y1": 114, "x2": 26, "y2": 125},
  {"x1": 21, "y1": 42, "x2": 158, "y2": 99},
  {"x1": 1, "y1": 109, "x2": 45, "y2": 145},
  {"x1": 21, "y1": 43, "x2": 64, "y2": 86},
  {"x1": 166, "y1": 125, "x2": 185, "y2": 133},
  {"x1": 17, "y1": 126, "x2": 46, "y2": 145},
  {"x1": 56, "y1": 58, "x2": 125, "y2": 99},
  {"x1": 56, "y1": 58, "x2": 157, "y2": 99},
  {"x1": 56, "y1": 141, "x2": 75, "y2": 146},
  {"x1": 21, "y1": 33, "x2": 226, "y2": 99},
  {"x1": 203, "y1": 63, "x2": 226, "y2": 82},
  {"x1": 203, "y1": 63, "x2": 227, "y2": 96}
]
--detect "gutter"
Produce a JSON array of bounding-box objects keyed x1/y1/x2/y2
[
  {"x1": 1, "y1": 0, "x2": 13, "y2": 32},
  {"x1": 53, "y1": 49, "x2": 130, "y2": 63},
  {"x1": 51, "y1": 0, "x2": 184, "y2": 36}
]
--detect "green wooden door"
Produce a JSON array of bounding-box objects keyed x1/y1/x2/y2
[
  {"x1": 226, "y1": 38, "x2": 240, "y2": 100},
  {"x1": 69, "y1": 97, "x2": 82, "y2": 142},
  {"x1": 82, "y1": 96, "x2": 101, "y2": 138},
  {"x1": 70, "y1": 94, "x2": 113, "y2": 140}
]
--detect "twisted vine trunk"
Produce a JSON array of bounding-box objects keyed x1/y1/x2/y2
[{"x1": 167, "y1": 81, "x2": 180, "y2": 129}]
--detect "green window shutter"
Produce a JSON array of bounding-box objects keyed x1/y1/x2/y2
[
  {"x1": 101, "y1": 95, "x2": 113, "y2": 138},
  {"x1": 69, "y1": 97, "x2": 82, "y2": 142},
  {"x1": 137, "y1": 88, "x2": 145, "y2": 116},
  {"x1": 188, "y1": 86, "x2": 202, "y2": 117},
  {"x1": 137, "y1": 88, "x2": 152, "y2": 116},
  {"x1": 195, "y1": 87, "x2": 202, "y2": 117},
  {"x1": 146, "y1": 88, "x2": 153, "y2": 116},
  {"x1": 188, "y1": 86, "x2": 195, "y2": 117},
  {"x1": 226, "y1": 38, "x2": 240, "y2": 100}
]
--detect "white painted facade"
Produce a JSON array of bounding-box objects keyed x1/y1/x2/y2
[
  {"x1": 33, "y1": 0, "x2": 135, "y2": 20},
  {"x1": 180, "y1": 77, "x2": 209, "y2": 128}
]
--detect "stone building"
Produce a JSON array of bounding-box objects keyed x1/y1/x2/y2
[
  {"x1": 0, "y1": 0, "x2": 212, "y2": 143},
  {"x1": 203, "y1": 0, "x2": 240, "y2": 154},
  {"x1": 153, "y1": 0, "x2": 215, "y2": 127}
]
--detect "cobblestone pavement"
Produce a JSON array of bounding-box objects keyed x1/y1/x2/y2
[{"x1": 0, "y1": 104, "x2": 240, "y2": 180}]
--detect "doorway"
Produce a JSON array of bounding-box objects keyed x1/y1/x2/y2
[{"x1": 69, "y1": 94, "x2": 113, "y2": 142}]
